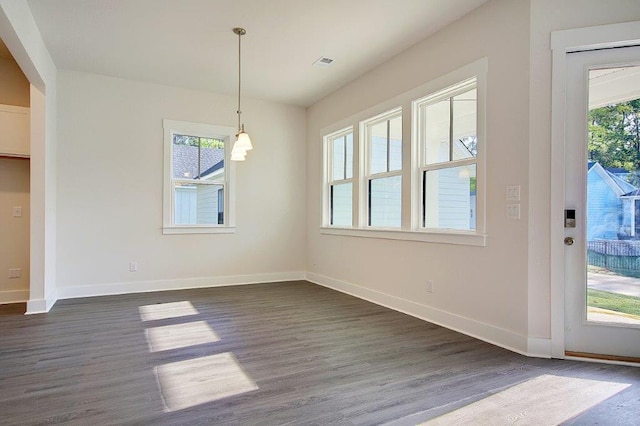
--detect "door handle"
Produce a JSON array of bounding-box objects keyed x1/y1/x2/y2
[{"x1": 564, "y1": 237, "x2": 574, "y2": 246}]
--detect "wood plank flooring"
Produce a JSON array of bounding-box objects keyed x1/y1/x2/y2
[
  {"x1": 0, "y1": 302, "x2": 26, "y2": 316},
  {"x1": 0, "y1": 281, "x2": 638, "y2": 425}
]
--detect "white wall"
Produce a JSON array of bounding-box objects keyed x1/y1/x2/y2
[
  {"x1": 56, "y1": 70, "x2": 307, "y2": 296},
  {"x1": 307, "y1": 0, "x2": 532, "y2": 353}
]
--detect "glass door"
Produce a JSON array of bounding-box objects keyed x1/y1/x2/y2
[{"x1": 565, "y1": 46, "x2": 640, "y2": 360}]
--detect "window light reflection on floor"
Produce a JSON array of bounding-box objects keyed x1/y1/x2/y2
[
  {"x1": 155, "y1": 352, "x2": 259, "y2": 412},
  {"x1": 138, "y1": 301, "x2": 199, "y2": 321},
  {"x1": 145, "y1": 321, "x2": 220, "y2": 352},
  {"x1": 421, "y1": 374, "x2": 630, "y2": 425}
]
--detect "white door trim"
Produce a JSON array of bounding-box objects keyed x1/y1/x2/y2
[{"x1": 550, "y1": 21, "x2": 640, "y2": 359}]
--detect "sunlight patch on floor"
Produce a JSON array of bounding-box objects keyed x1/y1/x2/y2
[
  {"x1": 421, "y1": 374, "x2": 630, "y2": 425},
  {"x1": 145, "y1": 321, "x2": 220, "y2": 352},
  {"x1": 138, "y1": 301, "x2": 199, "y2": 321},
  {"x1": 155, "y1": 352, "x2": 259, "y2": 412}
]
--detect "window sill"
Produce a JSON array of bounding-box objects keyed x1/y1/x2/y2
[
  {"x1": 320, "y1": 227, "x2": 486, "y2": 246},
  {"x1": 163, "y1": 226, "x2": 236, "y2": 235}
]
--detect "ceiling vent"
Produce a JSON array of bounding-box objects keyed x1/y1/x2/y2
[{"x1": 313, "y1": 56, "x2": 334, "y2": 67}]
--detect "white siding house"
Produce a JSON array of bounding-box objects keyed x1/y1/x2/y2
[{"x1": 424, "y1": 140, "x2": 475, "y2": 230}]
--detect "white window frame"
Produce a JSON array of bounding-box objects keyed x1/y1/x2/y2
[
  {"x1": 163, "y1": 119, "x2": 236, "y2": 234},
  {"x1": 323, "y1": 127, "x2": 354, "y2": 227},
  {"x1": 320, "y1": 58, "x2": 487, "y2": 246},
  {"x1": 362, "y1": 107, "x2": 403, "y2": 229},
  {"x1": 414, "y1": 77, "x2": 479, "y2": 233}
]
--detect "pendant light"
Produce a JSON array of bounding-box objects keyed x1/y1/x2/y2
[{"x1": 231, "y1": 27, "x2": 252, "y2": 161}]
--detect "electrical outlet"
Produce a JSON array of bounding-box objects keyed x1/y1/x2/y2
[
  {"x1": 129, "y1": 262, "x2": 138, "y2": 272},
  {"x1": 12, "y1": 206, "x2": 22, "y2": 218},
  {"x1": 8, "y1": 268, "x2": 21, "y2": 278},
  {"x1": 425, "y1": 280, "x2": 434, "y2": 293}
]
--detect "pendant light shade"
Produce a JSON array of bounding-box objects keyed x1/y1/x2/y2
[
  {"x1": 230, "y1": 145, "x2": 247, "y2": 161},
  {"x1": 231, "y1": 27, "x2": 251, "y2": 161},
  {"x1": 236, "y1": 126, "x2": 253, "y2": 151}
]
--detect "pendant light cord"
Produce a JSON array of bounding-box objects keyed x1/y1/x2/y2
[{"x1": 235, "y1": 28, "x2": 244, "y2": 132}]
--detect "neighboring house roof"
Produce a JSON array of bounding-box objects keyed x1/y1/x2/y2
[
  {"x1": 588, "y1": 161, "x2": 637, "y2": 196},
  {"x1": 200, "y1": 159, "x2": 224, "y2": 178},
  {"x1": 453, "y1": 139, "x2": 474, "y2": 159},
  {"x1": 607, "y1": 167, "x2": 629, "y2": 175},
  {"x1": 611, "y1": 173, "x2": 636, "y2": 194},
  {"x1": 173, "y1": 145, "x2": 224, "y2": 179}
]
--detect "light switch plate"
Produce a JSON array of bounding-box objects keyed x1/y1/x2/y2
[
  {"x1": 506, "y1": 185, "x2": 521, "y2": 202},
  {"x1": 12, "y1": 206, "x2": 22, "y2": 217},
  {"x1": 507, "y1": 204, "x2": 521, "y2": 220}
]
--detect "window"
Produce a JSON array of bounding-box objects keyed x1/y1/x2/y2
[
  {"x1": 321, "y1": 58, "x2": 486, "y2": 245},
  {"x1": 325, "y1": 128, "x2": 354, "y2": 227},
  {"x1": 415, "y1": 79, "x2": 478, "y2": 231},
  {"x1": 363, "y1": 109, "x2": 402, "y2": 228},
  {"x1": 163, "y1": 119, "x2": 235, "y2": 234}
]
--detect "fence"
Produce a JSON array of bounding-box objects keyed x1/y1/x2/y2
[{"x1": 587, "y1": 239, "x2": 640, "y2": 278}]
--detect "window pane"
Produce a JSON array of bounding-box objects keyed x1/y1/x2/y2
[
  {"x1": 370, "y1": 121, "x2": 388, "y2": 174},
  {"x1": 345, "y1": 133, "x2": 353, "y2": 179},
  {"x1": 174, "y1": 182, "x2": 224, "y2": 225},
  {"x1": 369, "y1": 175, "x2": 401, "y2": 227},
  {"x1": 423, "y1": 164, "x2": 476, "y2": 230},
  {"x1": 331, "y1": 183, "x2": 352, "y2": 226},
  {"x1": 332, "y1": 136, "x2": 346, "y2": 181},
  {"x1": 424, "y1": 99, "x2": 450, "y2": 165},
  {"x1": 199, "y1": 138, "x2": 225, "y2": 181},
  {"x1": 173, "y1": 134, "x2": 225, "y2": 181},
  {"x1": 173, "y1": 134, "x2": 199, "y2": 179},
  {"x1": 389, "y1": 115, "x2": 402, "y2": 171},
  {"x1": 452, "y1": 88, "x2": 477, "y2": 161}
]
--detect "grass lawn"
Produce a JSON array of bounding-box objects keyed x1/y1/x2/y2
[{"x1": 587, "y1": 289, "x2": 640, "y2": 318}]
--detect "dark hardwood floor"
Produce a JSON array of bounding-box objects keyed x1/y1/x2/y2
[
  {"x1": 0, "y1": 302, "x2": 26, "y2": 316},
  {"x1": 0, "y1": 281, "x2": 638, "y2": 425}
]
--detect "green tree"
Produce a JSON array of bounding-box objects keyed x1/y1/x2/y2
[
  {"x1": 588, "y1": 99, "x2": 640, "y2": 184},
  {"x1": 173, "y1": 135, "x2": 225, "y2": 149},
  {"x1": 470, "y1": 177, "x2": 477, "y2": 193}
]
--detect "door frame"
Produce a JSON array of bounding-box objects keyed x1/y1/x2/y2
[{"x1": 550, "y1": 21, "x2": 640, "y2": 359}]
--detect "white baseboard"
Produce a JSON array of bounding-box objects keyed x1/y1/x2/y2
[
  {"x1": 26, "y1": 298, "x2": 46, "y2": 314},
  {"x1": 25, "y1": 290, "x2": 58, "y2": 314},
  {"x1": 26, "y1": 270, "x2": 554, "y2": 359},
  {"x1": 26, "y1": 297, "x2": 56, "y2": 314},
  {"x1": 306, "y1": 272, "x2": 549, "y2": 358},
  {"x1": 0, "y1": 290, "x2": 29, "y2": 304},
  {"x1": 57, "y1": 271, "x2": 306, "y2": 300},
  {"x1": 527, "y1": 337, "x2": 552, "y2": 358}
]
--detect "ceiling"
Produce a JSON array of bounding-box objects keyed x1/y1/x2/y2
[
  {"x1": 25, "y1": 0, "x2": 489, "y2": 106},
  {"x1": 589, "y1": 66, "x2": 640, "y2": 109}
]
